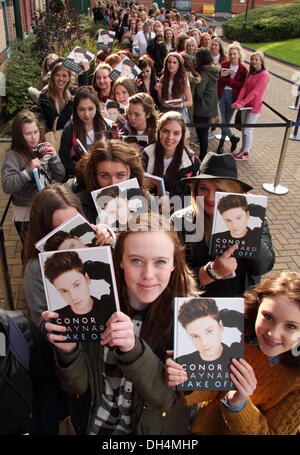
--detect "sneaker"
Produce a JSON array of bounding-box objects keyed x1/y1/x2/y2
[
  {"x1": 234, "y1": 152, "x2": 250, "y2": 161},
  {"x1": 208, "y1": 132, "x2": 215, "y2": 139}
]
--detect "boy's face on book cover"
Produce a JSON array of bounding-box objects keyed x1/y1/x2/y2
[
  {"x1": 53, "y1": 269, "x2": 93, "y2": 315},
  {"x1": 222, "y1": 207, "x2": 250, "y2": 238},
  {"x1": 186, "y1": 316, "x2": 224, "y2": 361}
]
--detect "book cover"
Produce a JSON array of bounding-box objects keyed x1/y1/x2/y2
[
  {"x1": 39, "y1": 246, "x2": 120, "y2": 342},
  {"x1": 97, "y1": 29, "x2": 116, "y2": 52},
  {"x1": 164, "y1": 98, "x2": 183, "y2": 104},
  {"x1": 109, "y1": 57, "x2": 141, "y2": 82},
  {"x1": 35, "y1": 213, "x2": 97, "y2": 252},
  {"x1": 63, "y1": 47, "x2": 95, "y2": 75},
  {"x1": 209, "y1": 192, "x2": 268, "y2": 259},
  {"x1": 103, "y1": 99, "x2": 125, "y2": 124},
  {"x1": 144, "y1": 172, "x2": 166, "y2": 197},
  {"x1": 91, "y1": 178, "x2": 148, "y2": 231},
  {"x1": 174, "y1": 297, "x2": 244, "y2": 391},
  {"x1": 122, "y1": 135, "x2": 149, "y2": 151},
  {"x1": 33, "y1": 168, "x2": 44, "y2": 192}
]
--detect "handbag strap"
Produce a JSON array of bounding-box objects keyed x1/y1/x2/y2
[{"x1": 52, "y1": 116, "x2": 59, "y2": 132}]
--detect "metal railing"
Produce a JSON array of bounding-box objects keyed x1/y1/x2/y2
[{"x1": 0, "y1": 195, "x2": 14, "y2": 310}]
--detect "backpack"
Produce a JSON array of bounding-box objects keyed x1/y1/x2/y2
[{"x1": 0, "y1": 308, "x2": 33, "y2": 435}]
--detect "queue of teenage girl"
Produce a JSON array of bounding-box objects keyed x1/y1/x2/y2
[{"x1": 1, "y1": 2, "x2": 299, "y2": 437}]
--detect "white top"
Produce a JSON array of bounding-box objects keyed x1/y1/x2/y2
[
  {"x1": 225, "y1": 64, "x2": 239, "y2": 90},
  {"x1": 164, "y1": 157, "x2": 172, "y2": 173},
  {"x1": 212, "y1": 54, "x2": 220, "y2": 64},
  {"x1": 133, "y1": 31, "x2": 156, "y2": 56}
]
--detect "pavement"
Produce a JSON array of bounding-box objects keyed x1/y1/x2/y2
[{"x1": 0, "y1": 40, "x2": 299, "y2": 312}]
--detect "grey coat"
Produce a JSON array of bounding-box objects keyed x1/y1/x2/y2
[{"x1": 1, "y1": 150, "x2": 65, "y2": 207}]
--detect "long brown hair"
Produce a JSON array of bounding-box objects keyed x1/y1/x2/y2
[
  {"x1": 126, "y1": 92, "x2": 158, "y2": 143},
  {"x1": 191, "y1": 178, "x2": 245, "y2": 244},
  {"x1": 112, "y1": 76, "x2": 137, "y2": 100},
  {"x1": 153, "y1": 111, "x2": 188, "y2": 192},
  {"x1": 44, "y1": 62, "x2": 72, "y2": 112},
  {"x1": 244, "y1": 271, "x2": 300, "y2": 369},
  {"x1": 161, "y1": 52, "x2": 187, "y2": 100},
  {"x1": 113, "y1": 212, "x2": 198, "y2": 355},
  {"x1": 92, "y1": 62, "x2": 112, "y2": 100},
  {"x1": 83, "y1": 139, "x2": 148, "y2": 195},
  {"x1": 72, "y1": 86, "x2": 108, "y2": 149},
  {"x1": 23, "y1": 184, "x2": 83, "y2": 265},
  {"x1": 10, "y1": 111, "x2": 44, "y2": 163}
]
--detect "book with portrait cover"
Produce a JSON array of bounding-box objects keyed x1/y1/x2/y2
[
  {"x1": 63, "y1": 47, "x2": 95, "y2": 74},
  {"x1": 97, "y1": 29, "x2": 116, "y2": 52},
  {"x1": 35, "y1": 213, "x2": 98, "y2": 253},
  {"x1": 173, "y1": 297, "x2": 244, "y2": 391},
  {"x1": 91, "y1": 177, "x2": 148, "y2": 231},
  {"x1": 39, "y1": 246, "x2": 120, "y2": 342},
  {"x1": 122, "y1": 135, "x2": 149, "y2": 151},
  {"x1": 209, "y1": 192, "x2": 268, "y2": 259},
  {"x1": 109, "y1": 57, "x2": 141, "y2": 82}
]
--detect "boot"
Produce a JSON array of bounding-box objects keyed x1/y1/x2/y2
[
  {"x1": 216, "y1": 139, "x2": 225, "y2": 154},
  {"x1": 230, "y1": 135, "x2": 240, "y2": 153}
]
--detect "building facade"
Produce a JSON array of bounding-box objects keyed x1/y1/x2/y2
[{"x1": 0, "y1": 0, "x2": 45, "y2": 71}]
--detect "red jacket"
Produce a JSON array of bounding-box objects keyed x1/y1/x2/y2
[{"x1": 218, "y1": 61, "x2": 248, "y2": 102}]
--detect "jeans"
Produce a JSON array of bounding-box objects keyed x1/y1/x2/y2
[
  {"x1": 219, "y1": 89, "x2": 235, "y2": 139},
  {"x1": 241, "y1": 111, "x2": 260, "y2": 154}
]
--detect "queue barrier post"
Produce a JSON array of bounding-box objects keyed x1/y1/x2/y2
[
  {"x1": 0, "y1": 196, "x2": 14, "y2": 310},
  {"x1": 289, "y1": 103, "x2": 300, "y2": 141},
  {"x1": 263, "y1": 120, "x2": 293, "y2": 195},
  {"x1": 0, "y1": 227, "x2": 14, "y2": 310},
  {"x1": 288, "y1": 84, "x2": 300, "y2": 110}
]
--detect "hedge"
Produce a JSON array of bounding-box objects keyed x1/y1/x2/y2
[{"x1": 223, "y1": 0, "x2": 300, "y2": 42}]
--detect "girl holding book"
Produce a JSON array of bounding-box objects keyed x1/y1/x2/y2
[
  {"x1": 59, "y1": 87, "x2": 112, "y2": 179},
  {"x1": 23, "y1": 183, "x2": 112, "y2": 328},
  {"x1": 156, "y1": 52, "x2": 192, "y2": 122},
  {"x1": 171, "y1": 151, "x2": 275, "y2": 297},
  {"x1": 120, "y1": 92, "x2": 158, "y2": 144},
  {"x1": 1, "y1": 111, "x2": 65, "y2": 257},
  {"x1": 141, "y1": 111, "x2": 200, "y2": 201},
  {"x1": 77, "y1": 139, "x2": 150, "y2": 224},
  {"x1": 165, "y1": 271, "x2": 300, "y2": 435},
  {"x1": 42, "y1": 212, "x2": 198, "y2": 435}
]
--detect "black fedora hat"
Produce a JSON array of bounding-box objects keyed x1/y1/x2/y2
[{"x1": 182, "y1": 152, "x2": 253, "y2": 192}]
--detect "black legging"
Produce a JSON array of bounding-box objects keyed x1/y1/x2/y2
[
  {"x1": 14, "y1": 221, "x2": 29, "y2": 263},
  {"x1": 194, "y1": 115, "x2": 209, "y2": 161}
]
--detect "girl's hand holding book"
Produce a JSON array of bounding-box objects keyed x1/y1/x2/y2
[
  {"x1": 227, "y1": 358, "x2": 257, "y2": 407},
  {"x1": 42, "y1": 310, "x2": 77, "y2": 353},
  {"x1": 212, "y1": 244, "x2": 238, "y2": 278},
  {"x1": 92, "y1": 223, "x2": 115, "y2": 246},
  {"x1": 30, "y1": 157, "x2": 41, "y2": 171},
  {"x1": 100, "y1": 311, "x2": 135, "y2": 352},
  {"x1": 165, "y1": 353, "x2": 187, "y2": 387}
]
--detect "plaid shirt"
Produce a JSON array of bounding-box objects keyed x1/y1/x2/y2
[{"x1": 89, "y1": 313, "x2": 144, "y2": 435}]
